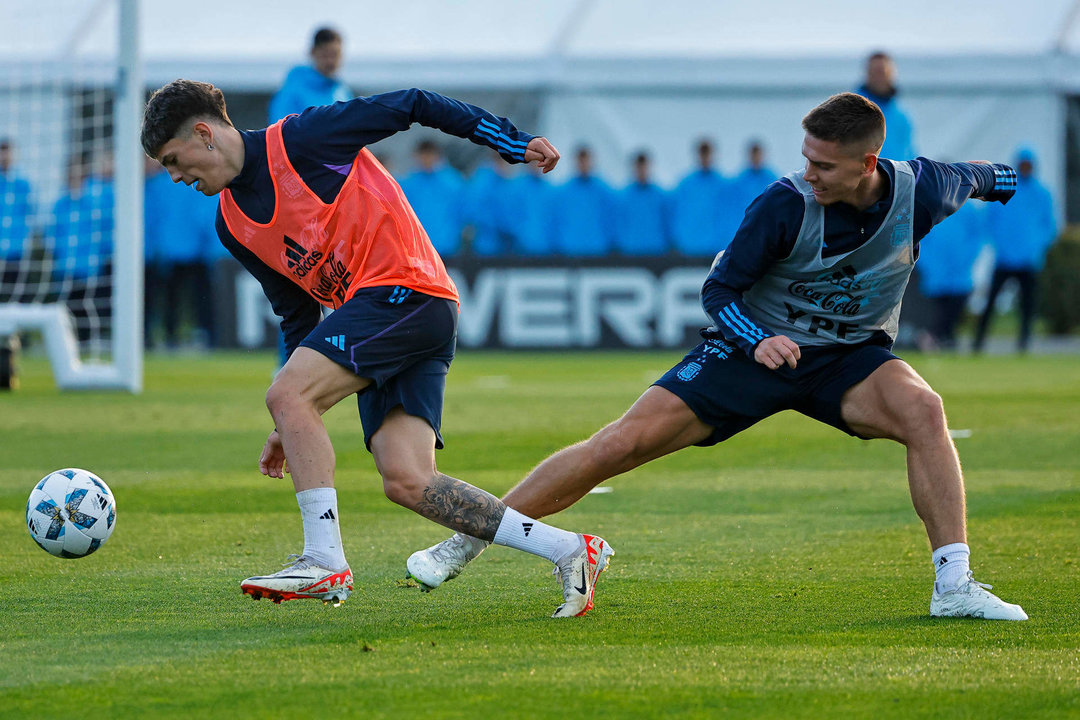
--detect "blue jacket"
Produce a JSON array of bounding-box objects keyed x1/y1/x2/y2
[
  {"x1": 551, "y1": 175, "x2": 618, "y2": 256},
  {"x1": 615, "y1": 181, "x2": 670, "y2": 255},
  {"x1": 462, "y1": 164, "x2": 514, "y2": 256},
  {"x1": 918, "y1": 202, "x2": 987, "y2": 296},
  {"x1": 729, "y1": 167, "x2": 778, "y2": 219},
  {"x1": 671, "y1": 169, "x2": 731, "y2": 255},
  {"x1": 144, "y1": 170, "x2": 218, "y2": 265},
  {"x1": 0, "y1": 171, "x2": 33, "y2": 261},
  {"x1": 985, "y1": 174, "x2": 1057, "y2": 271},
  {"x1": 506, "y1": 172, "x2": 555, "y2": 256},
  {"x1": 857, "y1": 85, "x2": 917, "y2": 161},
  {"x1": 398, "y1": 165, "x2": 465, "y2": 256},
  {"x1": 269, "y1": 65, "x2": 351, "y2": 123},
  {"x1": 48, "y1": 177, "x2": 114, "y2": 280}
]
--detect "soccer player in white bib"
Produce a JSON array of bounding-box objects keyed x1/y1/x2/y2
[{"x1": 408, "y1": 92, "x2": 1027, "y2": 621}]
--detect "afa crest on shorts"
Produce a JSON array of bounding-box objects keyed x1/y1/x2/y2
[{"x1": 677, "y1": 362, "x2": 702, "y2": 382}]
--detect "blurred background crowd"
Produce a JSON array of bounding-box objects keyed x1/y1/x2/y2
[{"x1": 0, "y1": 21, "x2": 1069, "y2": 355}]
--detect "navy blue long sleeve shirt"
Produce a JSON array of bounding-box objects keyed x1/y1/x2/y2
[
  {"x1": 701, "y1": 159, "x2": 1017, "y2": 356},
  {"x1": 214, "y1": 88, "x2": 535, "y2": 355}
]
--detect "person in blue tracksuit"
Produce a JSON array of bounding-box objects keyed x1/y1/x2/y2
[
  {"x1": 462, "y1": 151, "x2": 514, "y2": 256},
  {"x1": 506, "y1": 164, "x2": 556, "y2": 256},
  {"x1": 398, "y1": 140, "x2": 465, "y2": 256},
  {"x1": 144, "y1": 161, "x2": 218, "y2": 348},
  {"x1": 917, "y1": 202, "x2": 987, "y2": 349},
  {"x1": 728, "y1": 140, "x2": 778, "y2": 222},
  {"x1": 671, "y1": 139, "x2": 732, "y2": 256},
  {"x1": 615, "y1": 151, "x2": 670, "y2": 256},
  {"x1": 856, "y1": 51, "x2": 916, "y2": 162},
  {"x1": 974, "y1": 147, "x2": 1057, "y2": 352},
  {"x1": 551, "y1": 146, "x2": 617, "y2": 256},
  {"x1": 269, "y1": 27, "x2": 352, "y2": 123},
  {"x1": 0, "y1": 139, "x2": 34, "y2": 301},
  {"x1": 46, "y1": 156, "x2": 114, "y2": 343}
]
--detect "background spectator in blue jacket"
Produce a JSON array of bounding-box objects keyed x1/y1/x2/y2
[
  {"x1": 462, "y1": 150, "x2": 514, "y2": 256},
  {"x1": 551, "y1": 146, "x2": 617, "y2": 256},
  {"x1": 144, "y1": 160, "x2": 218, "y2": 349},
  {"x1": 47, "y1": 154, "x2": 114, "y2": 343},
  {"x1": 398, "y1": 140, "x2": 465, "y2": 256},
  {"x1": 507, "y1": 163, "x2": 555, "y2": 256},
  {"x1": 917, "y1": 202, "x2": 987, "y2": 350},
  {"x1": 974, "y1": 147, "x2": 1058, "y2": 352},
  {"x1": 615, "y1": 151, "x2": 670, "y2": 256},
  {"x1": 857, "y1": 51, "x2": 917, "y2": 160},
  {"x1": 728, "y1": 140, "x2": 778, "y2": 220},
  {"x1": 268, "y1": 27, "x2": 351, "y2": 123},
  {"x1": 671, "y1": 138, "x2": 731, "y2": 256},
  {"x1": 0, "y1": 138, "x2": 34, "y2": 301}
]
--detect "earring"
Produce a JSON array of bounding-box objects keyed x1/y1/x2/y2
[{"x1": 207, "y1": 143, "x2": 214, "y2": 150}]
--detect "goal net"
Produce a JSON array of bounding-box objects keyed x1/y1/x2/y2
[{"x1": 0, "y1": 0, "x2": 143, "y2": 391}]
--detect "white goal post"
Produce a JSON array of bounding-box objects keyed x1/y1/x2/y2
[{"x1": 0, "y1": 0, "x2": 143, "y2": 392}]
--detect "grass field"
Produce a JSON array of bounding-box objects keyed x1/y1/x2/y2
[{"x1": 1, "y1": 349, "x2": 1077, "y2": 719}]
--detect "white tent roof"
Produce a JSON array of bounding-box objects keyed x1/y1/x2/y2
[{"x1": 7, "y1": 0, "x2": 1080, "y2": 89}]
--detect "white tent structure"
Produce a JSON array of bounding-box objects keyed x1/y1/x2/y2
[{"x1": 6, "y1": 0, "x2": 1080, "y2": 204}]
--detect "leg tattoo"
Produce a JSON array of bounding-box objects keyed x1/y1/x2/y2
[{"x1": 415, "y1": 474, "x2": 506, "y2": 541}]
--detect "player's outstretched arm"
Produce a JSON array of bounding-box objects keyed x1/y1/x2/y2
[
  {"x1": 523, "y1": 137, "x2": 560, "y2": 174},
  {"x1": 754, "y1": 335, "x2": 801, "y2": 370}
]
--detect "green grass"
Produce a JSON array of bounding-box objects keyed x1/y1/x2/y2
[{"x1": 0, "y1": 350, "x2": 1077, "y2": 719}]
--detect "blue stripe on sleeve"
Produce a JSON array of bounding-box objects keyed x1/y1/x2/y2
[
  {"x1": 477, "y1": 118, "x2": 528, "y2": 149},
  {"x1": 474, "y1": 126, "x2": 526, "y2": 159},
  {"x1": 723, "y1": 303, "x2": 768, "y2": 342}
]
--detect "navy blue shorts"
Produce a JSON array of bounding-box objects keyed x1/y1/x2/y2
[
  {"x1": 654, "y1": 338, "x2": 899, "y2": 445},
  {"x1": 298, "y1": 286, "x2": 458, "y2": 451}
]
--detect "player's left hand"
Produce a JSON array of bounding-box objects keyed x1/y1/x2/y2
[
  {"x1": 259, "y1": 430, "x2": 289, "y2": 479},
  {"x1": 524, "y1": 137, "x2": 560, "y2": 173}
]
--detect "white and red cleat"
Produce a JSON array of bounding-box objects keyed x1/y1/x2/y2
[
  {"x1": 241, "y1": 555, "x2": 353, "y2": 607},
  {"x1": 552, "y1": 534, "x2": 614, "y2": 618}
]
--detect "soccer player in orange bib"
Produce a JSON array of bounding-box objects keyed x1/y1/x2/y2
[{"x1": 140, "y1": 80, "x2": 612, "y2": 616}]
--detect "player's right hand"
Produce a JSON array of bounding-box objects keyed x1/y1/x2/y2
[
  {"x1": 754, "y1": 335, "x2": 801, "y2": 370},
  {"x1": 524, "y1": 137, "x2": 560, "y2": 173},
  {"x1": 259, "y1": 429, "x2": 289, "y2": 479}
]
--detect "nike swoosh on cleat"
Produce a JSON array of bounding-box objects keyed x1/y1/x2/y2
[{"x1": 575, "y1": 568, "x2": 587, "y2": 595}]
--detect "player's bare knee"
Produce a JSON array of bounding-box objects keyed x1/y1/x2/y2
[
  {"x1": 381, "y1": 470, "x2": 427, "y2": 508},
  {"x1": 898, "y1": 388, "x2": 947, "y2": 443}
]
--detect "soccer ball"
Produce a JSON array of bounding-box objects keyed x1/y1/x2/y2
[{"x1": 26, "y1": 468, "x2": 116, "y2": 558}]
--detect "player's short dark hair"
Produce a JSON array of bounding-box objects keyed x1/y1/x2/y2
[
  {"x1": 140, "y1": 79, "x2": 232, "y2": 157},
  {"x1": 416, "y1": 139, "x2": 440, "y2": 154},
  {"x1": 576, "y1": 146, "x2": 592, "y2": 160},
  {"x1": 633, "y1": 150, "x2": 649, "y2": 165},
  {"x1": 312, "y1": 27, "x2": 342, "y2": 49},
  {"x1": 696, "y1": 138, "x2": 713, "y2": 156},
  {"x1": 801, "y1": 92, "x2": 885, "y2": 153},
  {"x1": 867, "y1": 50, "x2": 892, "y2": 64}
]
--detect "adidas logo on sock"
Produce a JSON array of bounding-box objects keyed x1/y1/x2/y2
[
  {"x1": 319, "y1": 508, "x2": 336, "y2": 520},
  {"x1": 522, "y1": 522, "x2": 534, "y2": 537},
  {"x1": 938, "y1": 556, "x2": 948, "y2": 566},
  {"x1": 325, "y1": 335, "x2": 345, "y2": 351}
]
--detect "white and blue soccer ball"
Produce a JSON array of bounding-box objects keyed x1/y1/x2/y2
[{"x1": 26, "y1": 468, "x2": 116, "y2": 558}]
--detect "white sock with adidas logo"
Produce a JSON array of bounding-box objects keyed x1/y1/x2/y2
[
  {"x1": 296, "y1": 487, "x2": 348, "y2": 570},
  {"x1": 492, "y1": 507, "x2": 581, "y2": 563},
  {"x1": 932, "y1": 542, "x2": 971, "y2": 593}
]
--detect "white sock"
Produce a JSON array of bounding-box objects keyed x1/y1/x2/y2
[
  {"x1": 493, "y1": 507, "x2": 581, "y2": 563},
  {"x1": 932, "y1": 542, "x2": 971, "y2": 593},
  {"x1": 296, "y1": 487, "x2": 347, "y2": 570}
]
